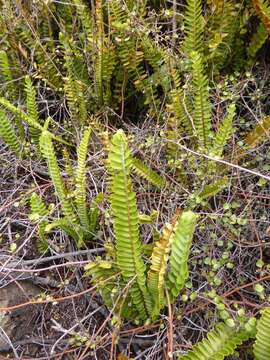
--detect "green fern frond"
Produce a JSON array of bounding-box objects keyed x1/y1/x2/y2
[
  {"x1": 168, "y1": 89, "x2": 194, "y2": 137},
  {"x1": 59, "y1": 32, "x2": 88, "y2": 123},
  {"x1": 75, "y1": 128, "x2": 91, "y2": 231},
  {"x1": 131, "y1": 156, "x2": 165, "y2": 189},
  {"x1": 196, "y1": 177, "x2": 228, "y2": 201},
  {"x1": 85, "y1": 260, "x2": 119, "y2": 310},
  {"x1": 254, "y1": 308, "x2": 270, "y2": 359},
  {"x1": 45, "y1": 219, "x2": 84, "y2": 247},
  {"x1": 247, "y1": 22, "x2": 268, "y2": 64},
  {"x1": 191, "y1": 51, "x2": 212, "y2": 151},
  {"x1": 30, "y1": 192, "x2": 49, "y2": 218},
  {"x1": 0, "y1": 50, "x2": 13, "y2": 83},
  {"x1": 0, "y1": 110, "x2": 20, "y2": 155},
  {"x1": 211, "y1": 103, "x2": 235, "y2": 158},
  {"x1": 72, "y1": 0, "x2": 93, "y2": 45},
  {"x1": 183, "y1": 0, "x2": 204, "y2": 56},
  {"x1": 25, "y1": 75, "x2": 40, "y2": 143},
  {"x1": 108, "y1": 129, "x2": 152, "y2": 320},
  {"x1": 147, "y1": 219, "x2": 177, "y2": 319},
  {"x1": 179, "y1": 322, "x2": 255, "y2": 359},
  {"x1": 0, "y1": 97, "x2": 68, "y2": 145},
  {"x1": 29, "y1": 192, "x2": 49, "y2": 254},
  {"x1": 89, "y1": 192, "x2": 104, "y2": 234},
  {"x1": 167, "y1": 211, "x2": 197, "y2": 300},
  {"x1": 25, "y1": 76, "x2": 39, "y2": 123},
  {"x1": 206, "y1": 2, "x2": 239, "y2": 70},
  {"x1": 39, "y1": 131, "x2": 77, "y2": 224}
]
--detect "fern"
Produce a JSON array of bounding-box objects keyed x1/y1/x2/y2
[
  {"x1": 75, "y1": 128, "x2": 91, "y2": 231},
  {"x1": 89, "y1": 192, "x2": 104, "y2": 235},
  {"x1": 0, "y1": 110, "x2": 20, "y2": 154},
  {"x1": 108, "y1": 129, "x2": 152, "y2": 320},
  {"x1": 29, "y1": 192, "x2": 49, "y2": 253},
  {"x1": 244, "y1": 116, "x2": 270, "y2": 149},
  {"x1": 252, "y1": 0, "x2": 270, "y2": 34},
  {"x1": 206, "y1": 2, "x2": 240, "y2": 71},
  {"x1": 131, "y1": 156, "x2": 165, "y2": 189},
  {"x1": 247, "y1": 22, "x2": 268, "y2": 64},
  {"x1": 196, "y1": 177, "x2": 228, "y2": 201},
  {"x1": 167, "y1": 211, "x2": 197, "y2": 300},
  {"x1": 191, "y1": 51, "x2": 212, "y2": 151},
  {"x1": 25, "y1": 75, "x2": 40, "y2": 144},
  {"x1": 0, "y1": 97, "x2": 67, "y2": 145},
  {"x1": 45, "y1": 219, "x2": 84, "y2": 247},
  {"x1": 211, "y1": 103, "x2": 236, "y2": 158},
  {"x1": 254, "y1": 308, "x2": 270, "y2": 360},
  {"x1": 183, "y1": 0, "x2": 204, "y2": 56},
  {"x1": 0, "y1": 50, "x2": 13, "y2": 84},
  {"x1": 147, "y1": 220, "x2": 177, "y2": 319},
  {"x1": 168, "y1": 89, "x2": 194, "y2": 138},
  {"x1": 39, "y1": 131, "x2": 76, "y2": 223},
  {"x1": 179, "y1": 322, "x2": 255, "y2": 359}
]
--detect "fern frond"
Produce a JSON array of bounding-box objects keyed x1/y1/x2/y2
[
  {"x1": 131, "y1": 157, "x2": 165, "y2": 189},
  {"x1": 244, "y1": 116, "x2": 270, "y2": 149},
  {"x1": 72, "y1": 0, "x2": 93, "y2": 45},
  {"x1": 147, "y1": 220, "x2": 177, "y2": 319},
  {"x1": 196, "y1": 177, "x2": 228, "y2": 201},
  {"x1": 168, "y1": 89, "x2": 194, "y2": 138},
  {"x1": 247, "y1": 22, "x2": 268, "y2": 64},
  {"x1": 254, "y1": 308, "x2": 270, "y2": 360},
  {"x1": 167, "y1": 211, "x2": 197, "y2": 300},
  {"x1": 0, "y1": 50, "x2": 13, "y2": 83},
  {"x1": 191, "y1": 51, "x2": 212, "y2": 151},
  {"x1": 211, "y1": 103, "x2": 235, "y2": 158},
  {"x1": 108, "y1": 129, "x2": 152, "y2": 320},
  {"x1": 0, "y1": 97, "x2": 68, "y2": 145},
  {"x1": 183, "y1": 0, "x2": 204, "y2": 55},
  {"x1": 206, "y1": 2, "x2": 240, "y2": 70},
  {"x1": 25, "y1": 75, "x2": 40, "y2": 144},
  {"x1": 85, "y1": 260, "x2": 119, "y2": 310},
  {"x1": 30, "y1": 192, "x2": 49, "y2": 218},
  {"x1": 39, "y1": 131, "x2": 77, "y2": 223},
  {"x1": 0, "y1": 110, "x2": 20, "y2": 154},
  {"x1": 30, "y1": 192, "x2": 49, "y2": 254},
  {"x1": 25, "y1": 76, "x2": 39, "y2": 123},
  {"x1": 89, "y1": 192, "x2": 104, "y2": 234},
  {"x1": 179, "y1": 322, "x2": 254, "y2": 359},
  {"x1": 75, "y1": 128, "x2": 91, "y2": 231},
  {"x1": 252, "y1": 0, "x2": 270, "y2": 34},
  {"x1": 45, "y1": 219, "x2": 84, "y2": 247}
]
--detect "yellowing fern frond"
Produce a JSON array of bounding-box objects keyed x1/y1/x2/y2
[
  {"x1": 252, "y1": 0, "x2": 270, "y2": 34},
  {"x1": 147, "y1": 218, "x2": 178, "y2": 319},
  {"x1": 167, "y1": 211, "x2": 197, "y2": 300}
]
